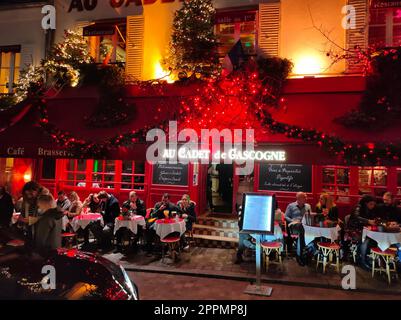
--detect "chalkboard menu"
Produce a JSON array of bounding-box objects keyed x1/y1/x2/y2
[
  {"x1": 152, "y1": 163, "x2": 188, "y2": 186},
  {"x1": 258, "y1": 164, "x2": 312, "y2": 192}
]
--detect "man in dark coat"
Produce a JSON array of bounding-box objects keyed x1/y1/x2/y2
[
  {"x1": 92, "y1": 191, "x2": 120, "y2": 250},
  {"x1": 152, "y1": 193, "x2": 181, "y2": 219},
  {"x1": 123, "y1": 191, "x2": 146, "y2": 217}
]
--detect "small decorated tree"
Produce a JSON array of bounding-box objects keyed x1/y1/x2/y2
[
  {"x1": 163, "y1": 0, "x2": 220, "y2": 79},
  {"x1": 44, "y1": 29, "x2": 93, "y2": 87}
]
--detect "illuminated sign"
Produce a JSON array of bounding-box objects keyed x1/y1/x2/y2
[
  {"x1": 68, "y1": 0, "x2": 183, "y2": 12},
  {"x1": 162, "y1": 147, "x2": 287, "y2": 162}
]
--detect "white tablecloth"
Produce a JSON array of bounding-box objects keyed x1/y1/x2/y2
[
  {"x1": 113, "y1": 215, "x2": 146, "y2": 235},
  {"x1": 303, "y1": 224, "x2": 341, "y2": 245},
  {"x1": 12, "y1": 212, "x2": 21, "y2": 224},
  {"x1": 62, "y1": 215, "x2": 69, "y2": 231},
  {"x1": 362, "y1": 227, "x2": 401, "y2": 251},
  {"x1": 70, "y1": 213, "x2": 104, "y2": 232},
  {"x1": 154, "y1": 218, "x2": 186, "y2": 240}
]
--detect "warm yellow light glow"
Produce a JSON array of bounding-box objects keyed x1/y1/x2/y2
[
  {"x1": 293, "y1": 55, "x2": 324, "y2": 75},
  {"x1": 154, "y1": 62, "x2": 174, "y2": 83},
  {"x1": 23, "y1": 173, "x2": 32, "y2": 182}
]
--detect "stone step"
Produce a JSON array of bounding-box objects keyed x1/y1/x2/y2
[
  {"x1": 196, "y1": 217, "x2": 238, "y2": 230},
  {"x1": 193, "y1": 224, "x2": 239, "y2": 240},
  {"x1": 193, "y1": 223, "x2": 239, "y2": 233},
  {"x1": 193, "y1": 234, "x2": 238, "y2": 249}
]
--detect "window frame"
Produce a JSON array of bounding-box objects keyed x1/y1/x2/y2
[
  {"x1": 64, "y1": 159, "x2": 88, "y2": 188},
  {"x1": 121, "y1": 160, "x2": 146, "y2": 191},
  {"x1": 369, "y1": 7, "x2": 401, "y2": 47},
  {"x1": 0, "y1": 50, "x2": 20, "y2": 94},
  {"x1": 321, "y1": 166, "x2": 351, "y2": 202},
  {"x1": 214, "y1": 9, "x2": 258, "y2": 59},
  {"x1": 358, "y1": 166, "x2": 388, "y2": 196}
]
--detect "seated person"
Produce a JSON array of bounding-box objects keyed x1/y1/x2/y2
[
  {"x1": 82, "y1": 193, "x2": 102, "y2": 213},
  {"x1": 151, "y1": 193, "x2": 182, "y2": 220},
  {"x1": 66, "y1": 192, "x2": 83, "y2": 218},
  {"x1": 56, "y1": 191, "x2": 71, "y2": 213},
  {"x1": 177, "y1": 194, "x2": 197, "y2": 249},
  {"x1": 377, "y1": 192, "x2": 400, "y2": 223},
  {"x1": 348, "y1": 194, "x2": 378, "y2": 269},
  {"x1": 34, "y1": 194, "x2": 63, "y2": 257},
  {"x1": 90, "y1": 191, "x2": 120, "y2": 250},
  {"x1": 315, "y1": 193, "x2": 339, "y2": 223},
  {"x1": 114, "y1": 202, "x2": 134, "y2": 253},
  {"x1": 122, "y1": 191, "x2": 146, "y2": 217},
  {"x1": 177, "y1": 194, "x2": 197, "y2": 231},
  {"x1": 285, "y1": 192, "x2": 312, "y2": 266}
]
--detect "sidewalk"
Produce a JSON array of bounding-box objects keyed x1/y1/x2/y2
[{"x1": 102, "y1": 246, "x2": 401, "y2": 296}]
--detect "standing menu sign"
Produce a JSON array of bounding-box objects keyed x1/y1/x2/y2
[
  {"x1": 258, "y1": 164, "x2": 312, "y2": 193},
  {"x1": 152, "y1": 163, "x2": 188, "y2": 186}
]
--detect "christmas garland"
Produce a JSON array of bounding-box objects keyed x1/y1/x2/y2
[
  {"x1": 28, "y1": 59, "x2": 401, "y2": 164},
  {"x1": 34, "y1": 87, "x2": 167, "y2": 158}
]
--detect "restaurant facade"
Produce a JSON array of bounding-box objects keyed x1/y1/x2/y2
[{"x1": 2, "y1": 0, "x2": 401, "y2": 219}]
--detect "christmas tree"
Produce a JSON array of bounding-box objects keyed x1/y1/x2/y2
[
  {"x1": 163, "y1": 0, "x2": 220, "y2": 79},
  {"x1": 44, "y1": 29, "x2": 93, "y2": 87}
]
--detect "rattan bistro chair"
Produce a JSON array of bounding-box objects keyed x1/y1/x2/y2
[
  {"x1": 261, "y1": 241, "x2": 283, "y2": 272},
  {"x1": 371, "y1": 247, "x2": 398, "y2": 285},
  {"x1": 316, "y1": 242, "x2": 341, "y2": 274}
]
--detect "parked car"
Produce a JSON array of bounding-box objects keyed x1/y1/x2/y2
[{"x1": 0, "y1": 239, "x2": 139, "y2": 300}]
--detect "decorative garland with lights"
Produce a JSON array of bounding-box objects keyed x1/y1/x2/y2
[
  {"x1": 178, "y1": 60, "x2": 401, "y2": 165},
  {"x1": 35, "y1": 89, "x2": 167, "y2": 158},
  {"x1": 18, "y1": 56, "x2": 401, "y2": 164}
]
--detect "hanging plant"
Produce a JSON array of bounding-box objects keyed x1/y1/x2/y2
[{"x1": 336, "y1": 47, "x2": 401, "y2": 129}]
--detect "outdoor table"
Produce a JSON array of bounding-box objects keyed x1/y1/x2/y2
[
  {"x1": 113, "y1": 215, "x2": 146, "y2": 235},
  {"x1": 70, "y1": 213, "x2": 104, "y2": 232},
  {"x1": 303, "y1": 223, "x2": 341, "y2": 245},
  {"x1": 11, "y1": 212, "x2": 21, "y2": 224},
  {"x1": 362, "y1": 227, "x2": 401, "y2": 251},
  {"x1": 273, "y1": 222, "x2": 283, "y2": 240},
  {"x1": 154, "y1": 218, "x2": 186, "y2": 240}
]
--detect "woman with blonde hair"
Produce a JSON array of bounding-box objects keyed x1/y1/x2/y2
[
  {"x1": 66, "y1": 191, "x2": 83, "y2": 218},
  {"x1": 315, "y1": 193, "x2": 339, "y2": 222}
]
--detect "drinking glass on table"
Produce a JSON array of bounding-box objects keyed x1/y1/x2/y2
[{"x1": 163, "y1": 210, "x2": 169, "y2": 219}]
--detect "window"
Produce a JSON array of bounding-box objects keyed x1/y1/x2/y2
[
  {"x1": 358, "y1": 167, "x2": 388, "y2": 196},
  {"x1": 65, "y1": 160, "x2": 87, "y2": 187},
  {"x1": 321, "y1": 166, "x2": 350, "y2": 202},
  {"x1": 396, "y1": 168, "x2": 401, "y2": 196},
  {"x1": 85, "y1": 21, "x2": 127, "y2": 64},
  {"x1": 215, "y1": 10, "x2": 257, "y2": 58},
  {"x1": 0, "y1": 46, "x2": 21, "y2": 94},
  {"x1": 41, "y1": 159, "x2": 56, "y2": 180},
  {"x1": 121, "y1": 161, "x2": 145, "y2": 190},
  {"x1": 369, "y1": 6, "x2": 401, "y2": 47},
  {"x1": 92, "y1": 160, "x2": 116, "y2": 189}
]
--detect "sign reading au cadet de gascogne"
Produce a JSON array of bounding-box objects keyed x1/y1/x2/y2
[{"x1": 68, "y1": 0, "x2": 183, "y2": 12}]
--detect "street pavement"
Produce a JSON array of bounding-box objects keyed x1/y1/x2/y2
[{"x1": 128, "y1": 271, "x2": 401, "y2": 300}]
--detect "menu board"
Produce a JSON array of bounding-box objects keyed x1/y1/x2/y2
[
  {"x1": 258, "y1": 164, "x2": 312, "y2": 193},
  {"x1": 241, "y1": 193, "x2": 275, "y2": 234},
  {"x1": 152, "y1": 163, "x2": 188, "y2": 186}
]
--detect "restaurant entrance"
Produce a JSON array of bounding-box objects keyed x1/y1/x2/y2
[{"x1": 207, "y1": 164, "x2": 234, "y2": 214}]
